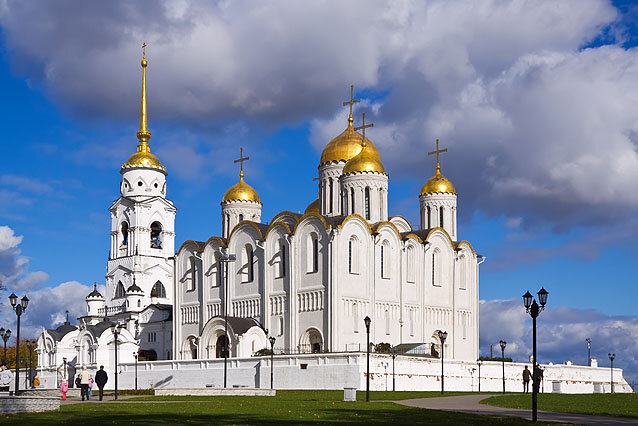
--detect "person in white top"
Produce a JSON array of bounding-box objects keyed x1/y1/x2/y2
[{"x1": 80, "y1": 366, "x2": 91, "y2": 401}]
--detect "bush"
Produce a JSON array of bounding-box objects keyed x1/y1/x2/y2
[
  {"x1": 479, "y1": 356, "x2": 513, "y2": 362},
  {"x1": 253, "y1": 348, "x2": 273, "y2": 357},
  {"x1": 374, "y1": 343, "x2": 392, "y2": 353}
]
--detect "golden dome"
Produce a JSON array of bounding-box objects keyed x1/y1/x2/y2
[
  {"x1": 304, "y1": 197, "x2": 319, "y2": 215},
  {"x1": 122, "y1": 150, "x2": 165, "y2": 171},
  {"x1": 320, "y1": 123, "x2": 381, "y2": 166},
  {"x1": 421, "y1": 167, "x2": 456, "y2": 195},
  {"x1": 342, "y1": 142, "x2": 386, "y2": 176},
  {"x1": 222, "y1": 173, "x2": 261, "y2": 203}
]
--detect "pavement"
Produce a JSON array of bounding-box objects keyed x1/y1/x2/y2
[{"x1": 395, "y1": 394, "x2": 638, "y2": 425}]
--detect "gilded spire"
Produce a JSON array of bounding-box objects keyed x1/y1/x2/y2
[
  {"x1": 136, "y1": 42, "x2": 151, "y2": 150},
  {"x1": 421, "y1": 139, "x2": 456, "y2": 195}
]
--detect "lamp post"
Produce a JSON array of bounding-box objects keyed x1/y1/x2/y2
[
  {"x1": 364, "y1": 316, "x2": 371, "y2": 402},
  {"x1": 585, "y1": 338, "x2": 591, "y2": 366},
  {"x1": 26, "y1": 340, "x2": 35, "y2": 388},
  {"x1": 438, "y1": 330, "x2": 448, "y2": 395},
  {"x1": 111, "y1": 324, "x2": 122, "y2": 400},
  {"x1": 9, "y1": 293, "x2": 29, "y2": 395},
  {"x1": 522, "y1": 287, "x2": 548, "y2": 422},
  {"x1": 221, "y1": 251, "x2": 236, "y2": 388},
  {"x1": 269, "y1": 336, "x2": 276, "y2": 389},
  {"x1": 0, "y1": 329, "x2": 11, "y2": 365},
  {"x1": 63, "y1": 357, "x2": 67, "y2": 381},
  {"x1": 499, "y1": 340, "x2": 507, "y2": 393},
  {"x1": 133, "y1": 352, "x2": 138, "y2": 390},
  {"x1": 477, "y1": 359, "x2": 482, "y2": 392},
  {"x1": 608, "y1": 353, "x2": 615, "y2": 393},
  {"x1": 391, "y1": 349, "x2": 397, "y2": 391}
]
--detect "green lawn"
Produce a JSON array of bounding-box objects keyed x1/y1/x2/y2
[
  {"x1": 482, "y1": 393, "x2": 638, "y2": 419},
  {"x1": 0, "y1": 390, "x2": 545, "y2": 425}
]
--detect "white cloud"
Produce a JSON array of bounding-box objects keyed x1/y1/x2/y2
[
  {"x1": 0, "y1": 226, "x2": 48, "y2": 291},
  {"x1": 480, "y1": 298, "x2": 638, "y2": 384},
  {"x1": 0, "y1": 0, "x2": 635, "y2": 229}
]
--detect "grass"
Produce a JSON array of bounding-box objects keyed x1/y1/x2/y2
[
  {"x1": 482, "y1": 393, "x2": 638, "y2": 419},
  {"x1": 0, "y1": 390, "x2": 544, "y2": 425}
]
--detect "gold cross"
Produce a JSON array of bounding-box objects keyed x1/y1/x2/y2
[
  {"x1": 354, "y1": 113, "x2": 373, "y2": 147},
  {"x1": 343, "y1": 85, "x2": 360, "y2": 123},
  {"x1": 234, "y1": 147, "x2": 250, "y2": 178},
  {"x1": 428, "y1": 139, "x2": 448, "y2": 169},
  {"x1": 142, "y1": 42, "x2": 147, "y2": 59}
]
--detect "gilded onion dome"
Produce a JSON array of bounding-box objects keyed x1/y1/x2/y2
[
  {"x1": 304, "y1": 197, "x2": 319, "y2": 214},
  {"x1": 222, "y1": 171, "x2": 261, "y2": 203},
  {"x1": 421, "y1": 160, "x2": 456, "y2": 195},
  {"x1": 342, "y1": 112, "x2": 386, "y2": 176},
  {"x1": 320, "y1": 122, "x2": 381, "y2": 166},
  {"x1": 122, "y1": 45, "x2": 166, "y2": 173}
]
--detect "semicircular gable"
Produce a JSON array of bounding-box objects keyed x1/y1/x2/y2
[
  {"x1": 373, "y1": 221, "x2": 402, "y2": 239},
  {"x1": 264, "y1": 221, "x2": 292, "y2": 240},
  {"x1": 228, "y1": 221, "x2": 265, "y2": 242},
  {"x1": 270, "y1": 211, "x2": 301, "y2": 228},
  {"x1": 203, "y1": 236, "x2": 226, "y2": 252},
  {"x1": 338, "y1": 214, "x2": 373, "y2": 234},
  {"x1": 293, "y1": 213, "x2": 329, "y2": 234},
  {"x1": 178, "y1": 240, "x2": 204, "y2": 255},
  {"x1": 389, "y1": 215, "x2": 412, "y2": 233},
  {"x1": 454, "y1": 240, "x2": 477, "y2": 255},
  {"x1": 425, "y1": 227, "x2": 455, "y2": 250}
]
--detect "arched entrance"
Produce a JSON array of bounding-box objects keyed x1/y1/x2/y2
[
  {"x1": 216, "y1": 335, "x2": 229, "y2": 358},
  {"x1": 299, "y1": 328, "x2": 323, "y2": 353}
]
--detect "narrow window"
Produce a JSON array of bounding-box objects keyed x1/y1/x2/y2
[
  {"x1": 459, "y1": 255, "x2": 466, "y2": 290},
  {"x1": 427, "y1": 206, "x2": 431, "y2": 228},
  {"x1": 239, "y1": 214, "x2": 244, "y2": 222},
  {"x1": 152, "y1": 281, "x2": 166, "y2": 298},
  {"x1": 350, "y1": 188, "x2": 355, "y2": 214},
  {"x1": 244, "y1": 245, "x2": 254, "y2": 282},
  {"x1": 189, "y1": 257, "x2": 197, "y2": 291},
  {"x1": 313, "y1": 236, "x2": 318, "y2": 272},
  {"x1": 380, "y1": 245, "x2": 384, "y2": 278},
  {"x1": 385, "y1": 309, "x2": 390, "y2": 335},
  {"x1": 365, "y1": 187, "x2": 370, "y2": 220},
  {"x1": 407, "y1": 246, "x2": 415, "y2": 283},
  {"x1": 353, "y1": 303, "x2": 358, "y2": 333},
  {"x1": 329, "y1": 180, "x2": 333, "y2": 213},
  {"x1": 280, "y1": 242, "x2": 286, "y2": 277},
  {"x1": 410, "y1": 309, "x2": 415, "y2": 337},
  {"x1": 432, "y1": 249, "x2": 441, "y2": 287},
  {"x1": 150, "y1": 221, "x2": 162, "y2": 249},
  {"x1": 278, "y1": 317, "x2": 284, "y2": 336},
  {"x1": 439, "y1": 207, "x2": 444, "y2": 228},
  {"x1": 432, "y1": 253, "x2": 435, "y2": 286},
  {"x1": 115, "y1": 281, "x2": 126, "y2": 299},
  {"x1": 379, "y1": 188, "x2": 383, "y2": 219},
  {"x1": 121, "y1": 222, "x2": 129, "y2": 246}
]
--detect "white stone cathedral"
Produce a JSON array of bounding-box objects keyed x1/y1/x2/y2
[{"x1": 37, "y1": 50, "x2": 481, "y2": 383}]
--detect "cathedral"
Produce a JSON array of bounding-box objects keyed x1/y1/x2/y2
[{"x1": 36, "y1": 49, "x2": 481, "y2": 383}]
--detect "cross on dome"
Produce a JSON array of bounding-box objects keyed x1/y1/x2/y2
[
  {"x1": 354, "y1": 113, "x2": 373, "y2": 148},
  {"x1": 428, "y1": 139, "x2": 448, "y2": 171},
  {"x1": 343, "y1": 84, "x2": 360, "y2": 125},
  {"x1": 234, "y1": 147, "x2": 250, "y2": 178}
]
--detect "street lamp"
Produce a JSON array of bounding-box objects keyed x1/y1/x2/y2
[
  {"x1": 522, "y1": 287, "x2": 548, "y2": 422},
  {"x1": 391, "y1": 348, "x2": 397, "y2": 392},
  {"x1": 608, "y1": 353, "x2": 615, "y2": 393},
  {"x1": 133, "y1": 352, "x2": 138, "y2": 390},
  {"x1": 269, "y1": 336, "x2": 276, "y2": 389},
  {"x1": 364, "y1": 316, "x2": 371, "y2": 402},
  {"x1": 380, "y1": 361, "x2": 389, "y2": 391},
  {"x1": 499, "y1": 340, "x2": 507, "y2": 393},
  {"x1": 438, "y1": 330, "x2": 448, "y2": 395},
  {"x1": 221, "y1": 251, "x2": 236, "y2": 388},
  {"x1": 26, "y1": 340, "x2": 35, "y2": 388},
  {"x1": 62, "y1": 357, "x2": 67, "y2": 382},
  {"x1": 585, "y1": 338, "x2": 591, "y2": 366},
  {"x1": 477, "y1": 359, "x2": 482, "y2": 392},
  {"x1": 9, "y1": 293, "x2": 29, "y2": 395},
  {"x1": 0, "y1": 329, "x2": 11, "y2": 365},
  {"x1": 111, "y1": 324, "x2": 122, "y2": 400}
]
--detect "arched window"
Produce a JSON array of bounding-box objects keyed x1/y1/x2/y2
[
  {"x1": 353, "y1": 303, "x2": 358, "y2": 333},
  {"x1": 385, "y1": 309, "x2": 390, "y2": 335},
  {"x1": 329, "y1": 179, "x2": 333, "y2": 213},
  {"x1": 189, "y1": 257, "x2": 197, "y2": 291},
  {"x1": 137, "y1": 299, "x2": 141, "y2": 307},
  {"x1": 151, "y1": 281, "x2": 166, "y2": 298},
  {"x1": 406, "y1": 246, "x2": 415, "y2": 283},
  {"x1": 350, "y1": 188, "x2": 355, "y2": 215},
  {"x1": 121, "y1": 222, "x2": 129, "y2": 246},
  {"x1": 239, "y1": 214, "x2": 244, "y2": 222},
  {"x1": 348, "y1": 237, "x2": 359, "y2": 274},
  {"x1": 279, "y1": 240, "x2": 287, "y2": 278},
  {"x1": 150, "y1": 221, "x2": 162, "y2": 249},
  {"x1": 243, "y1": 245, "x2": 254, "y2": 283},
  {"x1": 432, "y1": 249, "x2": 441, "y2": 287},
  {"x1": 439, "y1": 207, "x2": 444, "y2": 228},
  {"x1": 380, "y1": 241, "x2": 390, "y2": 279},
  {"x1": 427, "y1": 206, "x2": 431, "y2": 228},
  {"x1": 459, "y1": 255, "x2": 466, "y2": 290},
  {"x1": 306, "y1": 233, "x2": 319, "y2": 273},
  {"x1": 278, "y1": 317, "x2": 284, "y2": 336},
  {"x1": 364, "y1": 187, "x2": 370, "y2": 220},
  {"x1": 115, "y1": 281, "x2": 126, "y2": 299},
  {"x1": 379, "y1": 188, "x2": 383, "y2": 219}
]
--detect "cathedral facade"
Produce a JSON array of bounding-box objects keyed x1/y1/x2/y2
[{"x1": 37, "y1": 51, "x2": 481, "y2": 385}]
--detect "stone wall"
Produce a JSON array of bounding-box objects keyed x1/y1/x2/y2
[
  {"x1": 0, "y1": 396, "x2": 60, "y2": 414},
  {"x1": 34, "y1": 353, "x2": 632, "y2": 393}
]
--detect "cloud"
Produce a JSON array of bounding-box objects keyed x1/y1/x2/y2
[
  {"x1": 0, "y1": 175, "x2": 51, "y2": 194},
  {"x1": 480, "y1": 298, "x2": 638, "y2": 384},
  {"x1": 0, "y1": 226, "x2": 49, "y2": 291},
  {"x1": 0, "y1": 0, "x2": 636, "y2": 230}
]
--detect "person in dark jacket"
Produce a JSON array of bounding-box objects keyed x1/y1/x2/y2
[{"x1": 95, "y1": 365, "x2": 108, "y2": 401}]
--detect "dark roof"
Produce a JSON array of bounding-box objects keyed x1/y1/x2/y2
[
  {"x1": 86, "y1": 321, "x2": 116, "y2": 338},
  {"x1": 253, "y1": 223, "x2": 269, "y2": 235},
  {"x1": 127, "y1": 283, "x2": 143, "y2": 293},
  {"x1": 227, "y1": 316, "x2": 262, "y2": 335},
  {"x1": 400, "y1": 229, "x2": 434, "y2": 241},
  {"x1": 46, "y1": 322, "x2": 78, "y2": 342},
  {"x1": 87, "y1": 284, "x2": 103, "y2": 298}
]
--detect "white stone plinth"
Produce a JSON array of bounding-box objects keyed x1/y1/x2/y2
[{"x1": 154, "y1": 388, "x2": 275, "y2": 396}]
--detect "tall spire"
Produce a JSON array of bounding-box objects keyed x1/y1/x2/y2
[{"x1": 136, "y1": 42, "x2": 151, "y2": 152}]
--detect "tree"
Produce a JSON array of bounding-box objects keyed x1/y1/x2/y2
[
  {"x1": 3, "y1": 339, "x2": 38, "y2": 369},
  {"x1": 374, "y1": 342, "x2": 391, "y2": 353}
]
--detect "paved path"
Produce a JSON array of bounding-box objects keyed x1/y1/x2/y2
[{"x1": 395, "y1": 394, "x2": 638, "y2": 425}]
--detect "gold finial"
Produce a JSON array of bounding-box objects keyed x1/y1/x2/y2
[
  {"x1": 136, "y1": 42, "x2": 151, "y2": 151},
  {"x1": 428, "y1": 139, "x2": 448, "y2": 173},
  {"x1": 343, "y1": 85, "x2": 360, "y2": 126},
  {"x1": 234, "y1": 147, "x2": 250, "y2": 179},
  {"x1": 354, "y1": 112, "x2": 373, "y2": 148}
]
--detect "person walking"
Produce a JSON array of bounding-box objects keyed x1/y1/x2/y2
[
  {"x1": 0, "y1": 364, "x2": 13, "y2": 392},
  {"x1": 33, "y1": 375, "x2": 40, "y2": 387},
  {"x1": 75, "y1": 374, "x2": 81, "y2": 389},
  {"x1": 80, "y1": 366, "x2": 91, "y2": 401},
  {"x1": 522, "y1": 365, "x2": 531, "y2": 393},
  {"x1": 60, "y1": 378, "x2": 68, "y2": 400},
  {"x1": 95, "y1": 365, "x2": 108, "y2": 401},
  {"x1": 88, "y1": 376, "x2": 94, "y2": 397}
]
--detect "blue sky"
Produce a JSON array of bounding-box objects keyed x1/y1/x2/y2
[{"x1": 0, "y1": 0, "x2": 637, "y2": 382}]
